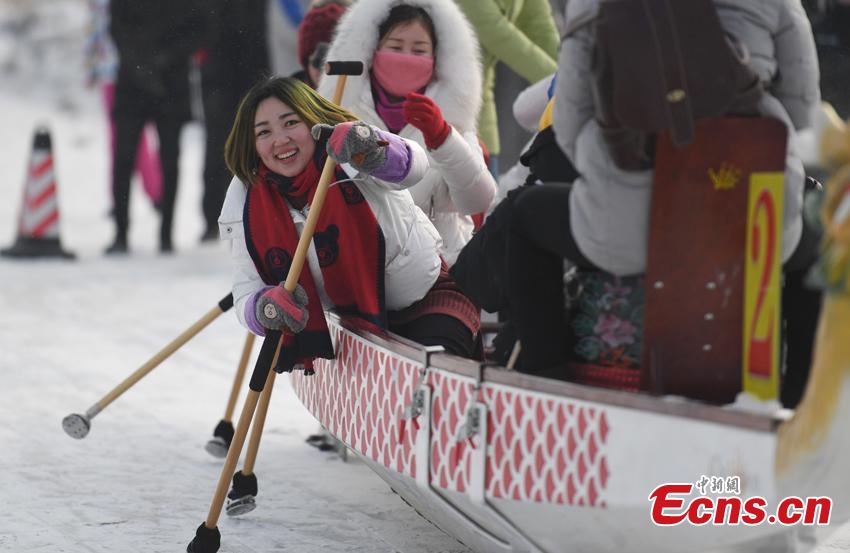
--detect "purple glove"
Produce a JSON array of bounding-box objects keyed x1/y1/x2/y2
[{"x1": 254, "y1": 284, "x2": 309, "y2": 333}]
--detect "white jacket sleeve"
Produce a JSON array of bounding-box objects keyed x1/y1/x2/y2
[
  {"x1": 218, "y1": 177, "x2": 267, "y2": 334},
  {"x1": 427, "y1": 128, "x2": 496, "y2": 214},
  {"x1": 772, "y1": 0, "x2": 820, "y2": 130},
  {"x1": 552, "y1": 1, "x2": 596, "y2": 162},
  {"x1": 513, "y1": 74, "x2": 556, "y2": 132},
  {"x1": 715, "y1": 0, "x2": 819, "y2": 131},
  {"x1": 230, "y1": 236, "x2": 266, "y2": 332}
]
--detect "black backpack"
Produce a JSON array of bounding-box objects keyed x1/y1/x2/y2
[{"x1": 583, "y1": 0, "x2": 763, "y2": 170}]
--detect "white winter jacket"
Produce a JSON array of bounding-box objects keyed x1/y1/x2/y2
[
  {"x1": 553, "y1": 0, "x2": 820, "y2": 275},
  {"x1": 218, "y1": 144, "x2": 444, "y2": 333},
  {"x1": 316, "y1": 0, "x2": 496, "y2": 265}
]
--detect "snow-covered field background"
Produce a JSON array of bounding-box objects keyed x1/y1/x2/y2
[
  {"x1": 2, "y1": 1, "x2": 850, "y2": 552},
  {"x1": 0, "y1": 1, "x2": 467, "y2": 551}
]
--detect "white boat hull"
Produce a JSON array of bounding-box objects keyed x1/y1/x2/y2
[{"x1": 290, "y1": 316, "x2": 842, "y2": 553}]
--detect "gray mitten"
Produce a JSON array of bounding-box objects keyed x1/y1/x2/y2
[
  {"x1": 254, "y1": 284, "x2": 309, "y2": 333},
  {"x1": 312, "y1": 121, "x2": 389, "y2": 174}
]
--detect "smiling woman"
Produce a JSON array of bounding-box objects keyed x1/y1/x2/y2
[
  {"x1": 253, "y1": 97, "x2": 317, "y2": 177},
  {"x1": 225, "y1": 78, "x2": 353, "y2": 186},
  {"x1": 218, "y1": 76, "x2": 482, "y2": 368}
]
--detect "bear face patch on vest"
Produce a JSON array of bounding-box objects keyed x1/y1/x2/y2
[
  {"x1": 313, "y1": 224, "x2": 339, "y2": 267},
  {"x1": 265, "y1": 247, "x2": 293, "y2": 283}
]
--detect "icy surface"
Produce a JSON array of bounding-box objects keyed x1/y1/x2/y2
[
  {"x1": 0, "y1": 2, "x2": 467, "y2": 551},
  {"x1": 0, "y1": 93, "x2": 468, "y2": 553},
  {"x1": 3, "y1": 1, "x2": 850, "y2": 552}
]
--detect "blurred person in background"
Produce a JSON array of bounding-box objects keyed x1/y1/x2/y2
[
  {"x1": 292, "y1": 0, "x2": 350, "y2": 89},
  {"x1": 804, "y1": 0, "x2": 850, "y2": 117},
  {"x1": 266, "y1": 0, "x2": 309, "y2": 77},
  {"x1": 86, "y1": 0, "x2": 163, "y2": 216},
  {"x1": 106, "y1": 0, "x2": 203, "y2": 254},
  {"x1": 452, "y1": 0, "x2": 559, "y2": 176},
  {"x1": 198, "y1": 0, "x2": 270, "y2": 242}
]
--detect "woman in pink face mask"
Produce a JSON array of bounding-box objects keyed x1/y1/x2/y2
[
  {"x1": 318, "y1": 1, "x2": 496, "y2": 268},
  {"x1": 372, "y1": 12, "x2": 435, "y2": 102}
]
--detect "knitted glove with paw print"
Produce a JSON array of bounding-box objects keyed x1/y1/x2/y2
[
  {"x1": 254, "y1": 283, "x2": 309, "y2": 333},
  {"x1": 312, "y1": 121, "x2": 390, "y2": 174}
]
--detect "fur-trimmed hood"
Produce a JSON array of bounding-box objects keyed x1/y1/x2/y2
[{"x1": 316, "y1": 0, "x2": 482, "y2": 134}]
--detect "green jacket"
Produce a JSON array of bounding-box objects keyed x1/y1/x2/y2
[{"x1": 454, "y1": 0, "x2": 559, "y2": 154}]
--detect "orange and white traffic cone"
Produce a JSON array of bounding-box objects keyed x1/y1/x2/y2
[{"x1": 2, "y1": 126, "x2": 74, "y2": 259}]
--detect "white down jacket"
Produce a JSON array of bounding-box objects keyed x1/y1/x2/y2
[
  {"x1": 317, "y1": 0, "x2": 496, "y2": 265},
  {"x1": 553, "y1": 0, "x2": 820, "y2": 275},
  {"x1": 218, "y1": 143, "x2": 444, "y2": 333}
]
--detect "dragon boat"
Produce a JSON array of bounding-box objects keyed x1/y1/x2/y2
[{"x1": 289, "y1": 115, "x2": 850, "y2": 553}]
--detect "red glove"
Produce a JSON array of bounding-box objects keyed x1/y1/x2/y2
[{"x1": 403, "y1": 92, "x2": 451, "y2": 150}]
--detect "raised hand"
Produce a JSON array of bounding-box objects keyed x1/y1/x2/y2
[
  {"x1": 403, "y1": 92, "x2": 450, "y2": 150},
  {"x1": 312, "y1": 121, "x2": 389, "y2": 174}
]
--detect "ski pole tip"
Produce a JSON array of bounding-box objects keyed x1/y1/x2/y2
[{"x1": 62, "y1": 413, "x2": 91, "y2": 439}]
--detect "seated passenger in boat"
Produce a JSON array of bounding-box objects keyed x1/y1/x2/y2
[
  {"x1": 316, "y1": 0, "x2": 496, "y2": 267},
  {"x1": 450, "y1": 82, "x2": 580, "y2": 373},
  {"x1": 500, "y1": 0, "x2": 823, "y2": 394},
  {"x1": 218, "y1": 77, "x2": 481, "y2": 369}
]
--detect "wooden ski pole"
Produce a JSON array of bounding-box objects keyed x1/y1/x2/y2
[
  {"x1": 187, "y1": 61, "x2": 364, "y2": 553},
  {"x1": 62, "y1": 294, "x2": 234, "y2": 440},
  {"x1": 221, "y1": 370, "x2": 278, "y2": 516},
  {"x1": 243, "y1": 371, "x2": 276, "y2": 477},
  {"x1": 205, "y1": 332, "x2": 256, "y2": 458}
]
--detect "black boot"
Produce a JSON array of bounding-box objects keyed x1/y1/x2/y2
[
  {"x1": 186, "y1": 522, "x2": 220, "y2": 553},
  {"x1": 105, "y1": 235, "x2": 128, "y2": 255},
  {"x1": 159, "y1": 225, "x2": 173, "y2": 254},
  {"x1": 200, "y1": 225, "x2": 218, "y2": 243}
]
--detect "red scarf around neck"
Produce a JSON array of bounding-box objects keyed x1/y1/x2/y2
[
  {"x1": 266, "y1": 158, "x2": 320, "y2": 210},
  {"x1": 245, "y1": 158, "x2": 386, "y2": 372}
]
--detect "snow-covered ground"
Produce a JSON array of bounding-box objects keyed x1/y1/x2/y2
[
  {"x1": 0, "y1": 2, "x2": 468, "y2": 551},
  {"x1": 3, "y1": 1, "x2": 850, "y2": 552},
  {"x1": 0, "y1": 98, "x2": 471, "y2": 552}
]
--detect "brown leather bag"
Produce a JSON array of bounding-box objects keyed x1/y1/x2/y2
[{"x1": 591, "y1": 0, "x2": 763, "y2": 170}]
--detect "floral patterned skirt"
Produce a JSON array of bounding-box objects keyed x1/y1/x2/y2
[{"x1": 564, "y1": 270, "x2": 645, "y2": 391}]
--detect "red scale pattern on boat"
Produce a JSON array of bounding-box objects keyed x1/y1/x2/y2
[
  {"x1": 483, "y1": 386, "x2": 610, "y2": 506},
  {"x1": 428, "y1": 370, "x2": 476, "y2": 493},
  {"x1": 290, "y1": 324, "x2": 419, "y2": 478},
  {"x1": 291, "y1": 322, "x2": 612, "y2": 507}
]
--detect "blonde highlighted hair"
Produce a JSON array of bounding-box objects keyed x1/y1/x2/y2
[{"x1": 225, "y1": 76, "x2": 357, "y2": 184}]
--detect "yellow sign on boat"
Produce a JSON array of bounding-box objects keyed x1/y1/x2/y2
[{"x1": 743, "y1": 172, "x2": 783, "y2": 400}]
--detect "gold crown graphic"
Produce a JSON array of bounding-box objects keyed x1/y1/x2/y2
[{"x1": 708, "y1": 162, "x2": 741, "y2": 190}]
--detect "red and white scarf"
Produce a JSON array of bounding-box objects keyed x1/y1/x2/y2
[{"x1": 244, "y1": 150, "x2": 386, "y2": 372}]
